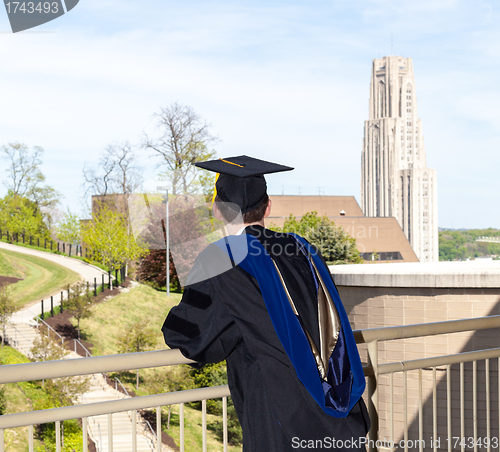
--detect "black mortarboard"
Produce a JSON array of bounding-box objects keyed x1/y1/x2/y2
[{"x1": 195, "y1": 155, "x2": 294, "y2": 214}]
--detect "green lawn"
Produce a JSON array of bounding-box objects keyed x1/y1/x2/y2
[
  {"x1": 0, "y1": 249, "x2": 81, "y2": 309},
  {"x1": 77, "y1": 283, "x2": 242, "y2": 451},
  {"x1": 77, "y1": 283, "x2": 180, "y2": 356}
]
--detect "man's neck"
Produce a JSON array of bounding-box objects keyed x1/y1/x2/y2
[{"x1": 225, "y1": 220, "x2": 265, "y2": 236}]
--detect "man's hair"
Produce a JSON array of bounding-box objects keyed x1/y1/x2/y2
[{"x1": 215, "y1": 195, "x2": 269, "y2": 224}]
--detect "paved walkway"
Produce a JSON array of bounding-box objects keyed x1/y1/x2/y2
[
  {"x1": 0, "y1": 240, "x2": 108, "y2": 322},
  {"x1": 1, "y1": 243, "x2": 168, "y2": 452}
]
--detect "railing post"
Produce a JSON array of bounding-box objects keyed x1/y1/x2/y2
[
  {"x1": 132, "y1": 410, "x2": 137, "y2": 452},
  {"x1": 60, "y1": 291, "x2": 63, "y2": 314},
  {"x1": 156, "y1": 406, "x2": 161, "y2": 452},
  {"x1": 94, "y1": 277, "x2": 97, "y2": 296},
  {"x1": 367, "y1": 339, "x2": 379, "y2": 452},
  {"x1": 108, "y1": 413, "x2": 113, "y2": 452},
  {"x1": 83, "y1": 417, "x2": 88, "y2": 452},
  {"x1": 180, "y1": 403, "x2": 184, "y2": 452},
  {"x1": 41, "y1": 300, "x2": 44, "y2": 320},
  {"x1": 27, "y1": 424, "x2": 33, "y2": 452},
  {"x1": 56, "y1": 421, "x2": 61, "y2": 452},
  {"x1": 51, "y1": 296, "x2": 54, "y2": 317}
]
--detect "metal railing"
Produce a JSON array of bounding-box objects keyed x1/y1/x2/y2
[
  {"x1": 357, "y1": 315, "x2": 500, "y2": 452},
  {"x1": 2, "y1": 316, "x2": 500, "y2": 451}
]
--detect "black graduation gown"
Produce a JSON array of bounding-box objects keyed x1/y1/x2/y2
[{"x1": 162, "y1": 226, "x2": 370, "y2": 451}]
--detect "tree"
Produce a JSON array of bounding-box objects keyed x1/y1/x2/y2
[
  {"x1": 31, "y1": 331, "x2": 90, "y2": 448},
  {"x1": 1, "y1": 142, "x2": 61, "y2": 211},
  {"x1": 56, "y1": 209, "x2": 81, "y2": 245},
  {"x1": 83, "y1": 141, "x2": 143, "y2": 197},
  {"x1": 143, "y1": 102, "x2": 217, "y2": 195},
  {"x1": 0, "y1": 285, "x2": 16, "y2": 346},
  {"x1": 66, "y1": 282, "x2": 93, "y2": 340},
  {"x1": 0, "y1": 191, "x2": 51, "y2": 239},
  {"x1": 271, "y1": 212, "x2": 363, "y2": 264},
  {"x1": 117, "y1": 320, "x2": 157, "y2": 389},
  {"x1": 82, "y1": 204, "x2": 147, "y2": 273}
]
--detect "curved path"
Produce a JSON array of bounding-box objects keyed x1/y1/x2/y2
[{"x1": 0, "y1": 241, "x2": 107, "y2": 321}]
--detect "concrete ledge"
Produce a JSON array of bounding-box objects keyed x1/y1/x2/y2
[{"x1": 329, "y1": 260, "x2": 500, "y2": 288}]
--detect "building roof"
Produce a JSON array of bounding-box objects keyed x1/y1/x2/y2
[{"x1": 267, "y1": 195, "x2": 418, "y2": 263}]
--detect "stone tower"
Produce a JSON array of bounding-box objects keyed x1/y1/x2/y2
[{"x1": 361, "y1": 56, "x2": 438, "y2": 262}]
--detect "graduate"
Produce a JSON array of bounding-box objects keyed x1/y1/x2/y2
[{"x1": 162, "y1": 156, "x2": 370, "y2": 451}]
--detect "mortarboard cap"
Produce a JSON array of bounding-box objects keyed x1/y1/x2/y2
[{"x1": 195, "y1": 155, "x2": 293, "y2": 214}]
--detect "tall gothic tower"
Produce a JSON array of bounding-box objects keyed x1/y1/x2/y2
[{"x1": 361, "y1": 56, "x2": 438, "y2": 262}]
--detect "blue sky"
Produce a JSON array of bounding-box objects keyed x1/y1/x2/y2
[{"x1": 0, "y1": 0, "x2": 498, "y2": 228}]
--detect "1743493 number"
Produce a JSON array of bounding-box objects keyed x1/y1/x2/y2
[
  {"x1": 447, "y1": 437, "x2": 499, "y2": 449},
  {"x1": 5, "y1": 2, "x2": 59, "y2": 14}
]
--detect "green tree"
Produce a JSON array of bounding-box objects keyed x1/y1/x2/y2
[
  {"x1": 0, "y1": 191, "x2": 51, "y2": 239},
  {"x1": 439, "y1": 229, "x2": 500, "y2": 261},
  {"x1": 117, "y1": 320, "x2": 157, "y2": 389},
  {"x1": 82, "y1": 204, "x2": 146, "y2": 273},
  {"x1": 1, "y1": 142, "x2": 61, "y2": 212},
  {"x1": 271, "y1": 211, "x2": 363, "y2": 264},
  {"x1": 56, "y1": 209, "x2": 81, "y2": 245},
  {"x1": 0, "y1": 285, "x2": 16, "y2": 346},
  {"x1": 31, "y1": 332, "x2": 89, "y2": 449},
  {"x1": 189, "y1": 362, "x2": 242, "y2": 445},
  {"x1": 0, "y1": 386, "x2": 6, "y2": 415},
  {"x1": 66, "y1": 282, "x2": 93, "y2": 340}
]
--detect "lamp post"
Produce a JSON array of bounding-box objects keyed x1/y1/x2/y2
[{"x1": 157, "y1": 186, "x2": 170, "y2": 296}]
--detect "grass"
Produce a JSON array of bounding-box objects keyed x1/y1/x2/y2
[
  {"x1": 0, "y1": 249, "x2": 81, "y2": 309},
  {"x1": 0, "y1": 237, "x2": 111, "y2": 271},
  {"x1": 0, "y1": 347, "x2": 88, "y2": 452},
  {"x1": 76, "y1": 283, "x2": 181, "y2": 356},
  {"x1": 0, "y1": 347, "x2": 44, "y2": 451},
  {"x1": 162, "y1": 404, "x2": 242, "y2": 452},
  {"x1": 77, "y1": 283, "x2": 242, "y2": 451},
  {"x1": 0, "y1": 248, "x2": 22, "y2": 278}
]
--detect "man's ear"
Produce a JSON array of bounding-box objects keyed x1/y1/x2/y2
[
  {"x1": 212, "y1": 203, "x2": 224, "y2": 222},
  {"x1": 264, "y1": 198, "x2": 272, "y2": 219}
]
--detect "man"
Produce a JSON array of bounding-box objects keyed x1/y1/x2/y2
[{"x1": 162, "y1": 156, "x2": 370, "y2": 451}]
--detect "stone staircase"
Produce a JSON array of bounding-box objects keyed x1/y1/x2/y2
[
  {"x1": 83, "y1": 374, "x2": 157, "y2": 452},
  {"x1": 4, "y1": 321, "x2": 38, "y2": 357}
]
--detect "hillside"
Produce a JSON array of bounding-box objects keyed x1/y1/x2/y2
[
  {"x1": 0, "y1": 248, "x2": 80, "y2": 308},
  {"x1": 439, "y1": 228, "x2": 500, "y2": 261}
]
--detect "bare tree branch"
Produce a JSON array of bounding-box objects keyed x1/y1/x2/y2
[
  {"x1": 143, "y1": 102, "x2": 217, "y2": 195},
  {"x1": 83, "y1": 141, "x2": 143, "y2": 197}
]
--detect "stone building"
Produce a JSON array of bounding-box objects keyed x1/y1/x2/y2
[{"x1": 361, "y1": 56, "x2": 438, "y2": 262}]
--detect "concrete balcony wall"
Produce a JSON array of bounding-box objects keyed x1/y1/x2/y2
[{"x1": 331, "y1": 260, "x2": 500, "y2": 450}]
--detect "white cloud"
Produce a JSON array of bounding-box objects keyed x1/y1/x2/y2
[{"x1": 0, "y1": 0, "x2": 498, "y2": 228}]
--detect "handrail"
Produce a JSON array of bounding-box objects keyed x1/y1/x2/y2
[
  {"x1": 0, "y1": 385, "x2": 230, "y2": 429},
  {"x1": 5, "y1": 322, "x2": 31, "y2": 348},
  {"x1": 378, "y1": 346, "x2": 500, "y2": 374},
  {"x1": 0, "y1": 349, "x2": 194, "y2": 385},
  {"x1": 73, "y1": 338, "x2": 92, "y2": 357},
  {"x1": 143, "y1": 419, "x2": 158, "y2": 452},
  {"x1": 34, "y1": 314, "x2": 65, "y2": 344},
  {"x1": 353, "y1": 314, "x2": 500, "y2": 343},
  {"x1": 114, "y1": 377, "x2": 130, "y2": 397}
]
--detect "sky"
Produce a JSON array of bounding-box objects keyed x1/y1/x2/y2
[{"x1": 0, "y1": 0, "x2": 498, "y2": 229}]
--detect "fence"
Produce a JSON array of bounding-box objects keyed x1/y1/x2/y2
[
  {"x1": 2, "y1": 316, "x2": 500, "y2": 451},
  {"x1": 0, "y1": 229, "x2": 87, "y2": 258}
]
